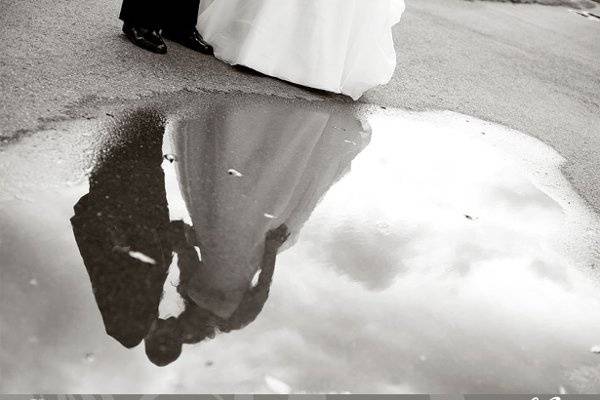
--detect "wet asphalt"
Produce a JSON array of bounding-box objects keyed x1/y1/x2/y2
[
  {"x1": 1, "y1": 0, "x2": 600, "y2": 394},
  {"x1": 1, "y1": 0, "x2": 600, "y2": 208}
]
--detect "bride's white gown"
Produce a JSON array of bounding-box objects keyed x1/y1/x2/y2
[{"x1": 197, "y1": 0, "x2": 405, "y2": 100}]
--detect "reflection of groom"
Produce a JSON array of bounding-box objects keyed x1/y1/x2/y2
[
  {"x1": 119, "y1": 0, "x2": 212, "y2": 55},
  {"x1": 71, "y1": 110, "x2": 172, "y2": 348},
  {"x1": 71, "y1": 108, "x2": 289, "y2": 366}
]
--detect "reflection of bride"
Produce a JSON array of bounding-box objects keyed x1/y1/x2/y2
[
  {"x1": 172, "y1": 97, "x2": 370, "y2": 320},
  {"x1": 72, "y1": 98, "x2": 370, "y2": 367}
]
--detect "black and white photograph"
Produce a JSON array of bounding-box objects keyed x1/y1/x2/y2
[{"x1": 1, "y1": 0, "x2": 600, "y2": 396}]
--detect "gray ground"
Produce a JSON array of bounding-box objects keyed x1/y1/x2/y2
[{"x1": 1, "y1": 0, "x2": 599, "y2": 209}]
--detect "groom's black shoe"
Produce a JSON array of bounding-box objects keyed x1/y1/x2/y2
[
  {"x1": 162, "y1": 29, "x2": 213, "y2": 55},
  {"x1": 122, "y1": 23, "x2": 167, "y2": 54}
]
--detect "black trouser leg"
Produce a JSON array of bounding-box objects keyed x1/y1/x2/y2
[
  {"x1": 119, "y1": 0, "x2": 162, "y2": 29},
  {"x1": 161, "y1": 0, "x2": 201, "y2": 34}
]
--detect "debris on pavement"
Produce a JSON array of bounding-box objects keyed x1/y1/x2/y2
[
  {"x1": 251, "y1": 270, "x2": 261, "y2": 287},
  {"x1": 227, "y1": 168, "x2": 243, "y2": 177},
  {"x1": 113, "y1": 245, "x2": 157, "y2": 265},
  {"x1": 127, "y1": 251, "x2": 157, "y2": 265}
]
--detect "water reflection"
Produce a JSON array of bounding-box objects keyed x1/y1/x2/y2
[
  {"x1": 71, "y1": 99, "x2": 369, "y2": 366},
  {"x1": 71, "y1": 110, "x2": 172, "y2": 350},
  {"x1": 3, "y1": 93, "x2": 600, "y2": 392}
]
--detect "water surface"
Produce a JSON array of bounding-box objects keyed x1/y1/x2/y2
[{"x1": 1, "y1": 93, "x2": 599, "y2": 393}]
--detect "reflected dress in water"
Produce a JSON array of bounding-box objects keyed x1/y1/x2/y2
[
  {"x1": 197, "y1": 0, "x2": 405, "y2": 99},
  {"x1": 173, "y1": 99, "x2": 370, "y2": 319}
]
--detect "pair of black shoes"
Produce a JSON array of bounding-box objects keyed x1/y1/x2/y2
[{"x1": 122, "y1": 23, "x2": 213, "y2": 55}]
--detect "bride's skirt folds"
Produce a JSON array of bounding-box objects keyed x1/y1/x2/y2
[{"x1": 198, "y1": 0, "x2": 405, "y2": 100}]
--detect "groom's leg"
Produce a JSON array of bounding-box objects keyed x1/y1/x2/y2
[
  {"x1": 160, "y1": 0, "x2": 201, "y2": 34},
  {"x1": 119, "y1": 0, "x2": 161, "y2": 29},
  {"x1": 160, "y1": 0, "x2": 213, "y2": 55}
]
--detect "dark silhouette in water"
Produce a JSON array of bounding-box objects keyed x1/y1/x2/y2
[
  {"x1": 71, "y1": 110, "x2": 173, "y2": 349},
  {"x1": 71, "y1": 109, "x2": 289, "y2": 366},
  {"x1": 71, "y1": 96, "x2": 369, "y2": 366},
  {"x1": 144, "y1": 223, "x2": 289, "y2": 366}
]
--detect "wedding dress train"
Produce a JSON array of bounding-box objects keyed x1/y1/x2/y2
[{"x1": 197, "y1": 0, "x2": 405, "y2": 100}]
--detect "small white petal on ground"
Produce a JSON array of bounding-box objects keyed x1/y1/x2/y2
[
  {"x1": 264, "y1": 213, "x2": 276, "y2": 219},
  {"x1": 591, "y1": 345, "x2": 600, "y2": 354},
  {"x1": 251, "y1": 270, "x2": 261, "y2": 287},
  {"x1": 127, "y1": 251, "x2": 156, "y2": 265},
  {"x1": 265, "y1": 375, "x2": 291, "y2": 394},
  {"x1": 227, "y1": 168, "x2": 243, "y2": 177}
]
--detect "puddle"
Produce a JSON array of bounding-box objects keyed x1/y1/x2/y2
[{"x1": 1, "y1": 92, "x2": 600, "y2": 393}]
